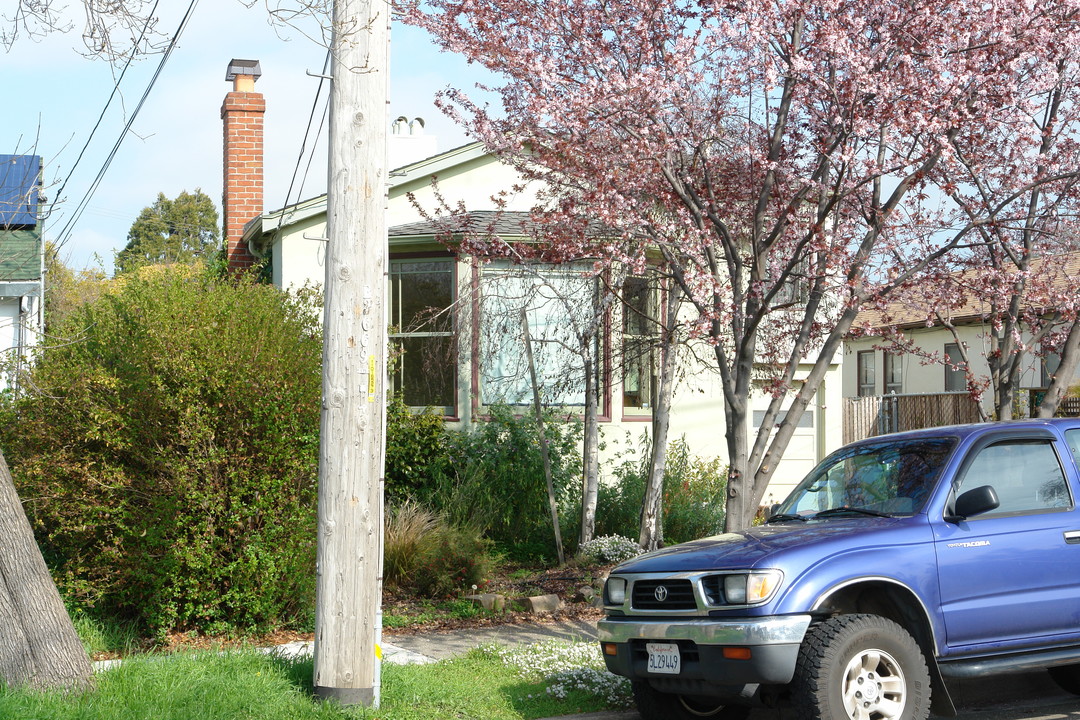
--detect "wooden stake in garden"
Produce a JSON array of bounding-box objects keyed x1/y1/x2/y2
[{"x1": 313, "y1": 0, "x2": 389, "y2": 707}]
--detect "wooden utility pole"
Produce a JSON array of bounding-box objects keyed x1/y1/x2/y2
[{"x1": 313, "y1": 0, "x2": 389, "y2": 707}]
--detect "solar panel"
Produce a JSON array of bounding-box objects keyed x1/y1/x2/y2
[{"x1": 0, "y1": 155, "x2": 41, "y2": 228}]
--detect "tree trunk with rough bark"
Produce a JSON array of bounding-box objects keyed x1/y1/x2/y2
[{"x1": 0, "y1": 449, "x2": 93, "y2": 692}]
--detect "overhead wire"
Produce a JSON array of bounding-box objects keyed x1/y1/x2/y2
[
  {"x1": 46, "y1": 0, "x2": 161, "y2": 224},
  {"x1": 53, "y1": 0, "x2": 202, "y2": 250}
]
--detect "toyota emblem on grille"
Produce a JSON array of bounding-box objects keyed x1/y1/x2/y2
[{"x1": 654, "y1": 585, "x2": 669, "y2": 602}]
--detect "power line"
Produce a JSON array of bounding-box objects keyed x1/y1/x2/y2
[
  {"x1": 53, "y1": 0, "x2": 202, "y2": 251},
  {"x1": 46, "y1": 0, "x2": 161, "y2": 223}
]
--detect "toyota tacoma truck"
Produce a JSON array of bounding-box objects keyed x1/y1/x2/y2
[{"x1": 599, "y1": 419, "x2": 1080, "y2": 720}]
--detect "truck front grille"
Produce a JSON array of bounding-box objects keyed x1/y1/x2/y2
[{"x1": 632, "y1": 579, "x2": 696, "y2": 610}]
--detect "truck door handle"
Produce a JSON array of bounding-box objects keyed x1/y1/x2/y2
[{"x1": 1065, "y1": 531, "x2": 1080, "y2": 544}]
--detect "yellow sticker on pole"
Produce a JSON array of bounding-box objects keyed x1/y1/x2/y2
[
  {"x1": 368, "y1": 355, "x2": 376, "y2": 402},
  {"x1": 375, "y1": 643, "x2": 383, "y2": 660}
]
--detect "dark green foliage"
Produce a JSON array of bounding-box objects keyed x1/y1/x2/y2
[
  {"x1": 115, "y1": 189, "x2": 220, "y2": 275},
  {"x1": 0, "y1": 266, "x2": 322, "y2": 637},
  {"x1": 419, "y1": 406, "x2": 582, "y2": 562},
  {"x1": 596, "y1": 436, "x2": 728, "y2": 545},
  {"x1": 384, "y1": 395, "x2": 448, "y2": 503}
]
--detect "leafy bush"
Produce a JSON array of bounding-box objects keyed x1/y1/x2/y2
[
  {"x1": 0, "y1": 266, "x2": 323, "y2": 637},
  {"x1": 384, "y1": 396, "x2": 447, "y2": 503},
  {"x1": 419, "y1": 405, "x2": 582, "y2": 562},
  {"x1": 596, "y1": 436, "x2": 728, "y2": 545},
  {"x1": 384, "y1": 502, "x2": 493, "y2": 598}
]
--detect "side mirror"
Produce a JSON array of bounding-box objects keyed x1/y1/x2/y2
[{"x1": 947, "y1": 485, "x2": 1000, "y2": 522}]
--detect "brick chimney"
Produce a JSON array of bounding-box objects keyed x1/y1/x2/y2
[{"x1": 221, "y1": 59, "x2": 264, "y2": 273}]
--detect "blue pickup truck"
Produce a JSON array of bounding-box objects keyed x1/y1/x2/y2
[{"x1": 599, "y1": 419, "x2": 1080, "y2": 720}]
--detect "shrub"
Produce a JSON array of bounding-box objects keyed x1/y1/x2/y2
[
  {"x1": 384, "y1": 502, "x2": 493, "y2": 598},
  {"x1": 384, "y1": 396, "x2": 447, "y2": 503},
  {"x1": 0, "y1": 266, "x2": 323, "y2": 637},
  {"x1": 419, "y1": 405, "x2": 582, "y2": 562},
  {"x1": 596, "y1": 436, "x2": 728, "y2": 545},
  {"x1": 578, "y1": 535, "x2": 642, "y2": 565}
]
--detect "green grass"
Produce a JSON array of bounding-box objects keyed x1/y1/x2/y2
[{"x1": 0, "y1": 643, "x2": 630, "y2": 720}]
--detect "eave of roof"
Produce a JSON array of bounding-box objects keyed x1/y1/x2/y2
[{"x1": 243, "y1": 141, "x2": 488, "y2": 247}]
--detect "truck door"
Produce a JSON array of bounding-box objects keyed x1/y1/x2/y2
[{"x1": 934, "y1": 432, "x2": 1080, "y2": 651}]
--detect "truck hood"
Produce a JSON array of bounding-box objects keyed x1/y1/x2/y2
[{"x1": 614, "y1": 518, "x2": 904, "y2": 573}]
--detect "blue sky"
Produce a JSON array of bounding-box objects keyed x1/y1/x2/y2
[{"x1": 2, "y1": 2, "x2": 482, "y2": 271}]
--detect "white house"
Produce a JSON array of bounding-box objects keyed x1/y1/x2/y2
[
  {"x1": 0, "y1": 154, "x2": 44, "y2": 395},
  {"x1": 219, "y1": 60, "x2": 845, "y2": 504},
  {"x1": 842, "y1": 255, "x2": 1080, "y2": 424}
]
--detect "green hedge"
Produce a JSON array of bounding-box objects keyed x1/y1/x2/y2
[{"x1": 0, "y1": 267, "x2": 323, "y2": 636}]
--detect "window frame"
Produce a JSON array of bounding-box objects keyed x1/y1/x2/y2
[
  {"x1": 944, "y1": 342, "x2": 966, "y2": 392},
  {"x1": 388, "y1": 256, "x2": 457, "y2": 416},
  {"x1": 857, "y1": 350, "x2": 876, "y2": 397}
]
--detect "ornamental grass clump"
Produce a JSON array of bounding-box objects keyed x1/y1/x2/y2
[{"x1": 496, "y1": 639, "x2": 633, "y2": 708}]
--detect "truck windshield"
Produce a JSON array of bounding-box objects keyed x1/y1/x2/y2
[{"x1": 772, "y1": 437, "x2": 958, "y2": 519}]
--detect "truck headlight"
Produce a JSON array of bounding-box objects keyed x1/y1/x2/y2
[
  {"x1": 605, "y1": 577, "x2": 627, "y2": 605},
  {"x1": 723, "y1": 571, "x2": 782, "y2": 605}
]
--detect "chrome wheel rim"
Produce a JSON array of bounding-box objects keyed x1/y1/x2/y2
[{"x1": 842, "y1": 648, "x2": 907, "y2": 720}]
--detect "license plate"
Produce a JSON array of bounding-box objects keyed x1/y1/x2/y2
[{"x1": 646, "y1": 642, "x2": 681, "y2": 674}]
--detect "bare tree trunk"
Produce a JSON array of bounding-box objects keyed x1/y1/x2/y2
[
  {"x1": 639, "y1": 283, "x2": 681, "y2": 551},
  {"x1": 522, "y1": 310, "x2": 565, "y2": 564},
  {"x1": 0, "y1": 450, "x2": 93, "y2": 692},
  {"x1": 579, "y1": 354, "x2": 599, "y2": 546},
  {"x1": 1038, "y1": 320, "x2": 1080, "y2": 418}
]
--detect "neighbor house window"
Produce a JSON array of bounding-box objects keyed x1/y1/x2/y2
[
  {"x1": 389, "y1": 258, "x2": 456, "y2": 413},
  {"x1": 885, "y1": 352, "x2": 903, "y2": 395},
  {"x1": 478, "y1": 261, "x2": 600, "y2": 407},
  {"x1": 944, "y1": 343, "x2": 965, "y2": 392},
  {"x1": 857, "y1": 351, "x2": 876, "y2": 397},
  {"x1": 622, "y1": 275, "x2": 657, "y2": 414}
]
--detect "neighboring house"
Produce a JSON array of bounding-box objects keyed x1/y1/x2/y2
[
  {"x1": 0, "y1": 154, "x2": 44, "y2": 394},
  {"x1": 842, "y1": 256, "x2": 1080, "y2": 433},
  {"x1": 219, "y1": 59, "x2": 844, "y2": 503}
]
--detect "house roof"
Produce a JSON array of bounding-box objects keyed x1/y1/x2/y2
[
  {"x1": 243, "y1": 141, "x2": 489, "y2": 247},
  {"x1": 0, "y1": 155, "x2": 41, "y2": 228},
  {"x1": 855, "y1": 251, "x2": 1080, "y2": 334},
  {"x1": 388, "y1": 210, "x2": 536, "y2": 240}
]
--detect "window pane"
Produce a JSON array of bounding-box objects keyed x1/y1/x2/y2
[
  {"x1": 944, "y1": 343, "x2": 965, "y2": 392},
  {"x1": 623, "y1": 276, "x2": 656, "y2": 410},
  {"x1": 389, "y1": 259, "x2": 455, "y2": 410},
  {"x1": 392, "y1": 260, "x2": 453, "y2": 333},
  {"x1": 857, "y1": 351, "x2": 876, "y2": 397},
  {"x1": 479, "y1": 265, "x2": 597, "y2": 406},
  {"x1": 959, "y1": 441, "x2": 1070, "y2": 514},
  {"x1": 396, "y1": 336, "x2": 455, "y2": 409},
  {"x1": 885, "y1": 353, "x2": 902, "y2": 394}
]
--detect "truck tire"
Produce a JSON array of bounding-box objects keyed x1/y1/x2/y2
[
  {"x1": 631, "y1": 680, "x2": 751, "y2": 720},
  {"x1": 791, "y1": 614, "x2": 931, "y2": 720}
]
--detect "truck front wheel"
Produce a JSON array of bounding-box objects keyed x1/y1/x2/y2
[
  {"x1": 631, "y1": 680, "x2": 751, "y2": 720},
  {"x1": 791, "y1": 614, "x2": 931, "y2": 720}
]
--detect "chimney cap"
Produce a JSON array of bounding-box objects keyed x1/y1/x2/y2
[{"x1": 226, "y1": 59, "x2": 262, "y2": 82}]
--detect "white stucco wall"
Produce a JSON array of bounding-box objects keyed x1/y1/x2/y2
[
  {"x1": 264, "y1": 145, "x2": 845, "y2": 506},
  {"x1": 0, "y1": 293, "x2": 41, "y2": 392},
  {"x1": 843, "y1": 324, "x2": 1055, "y2": 417}
]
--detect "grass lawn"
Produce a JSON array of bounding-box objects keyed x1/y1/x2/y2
[{"x1": 0, "y1": 642, "x2": 631, "y2": 720}]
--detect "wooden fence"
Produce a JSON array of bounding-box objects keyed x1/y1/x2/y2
[{"x1": 843, "y1": 393, "x2": 983, "y2": 444}]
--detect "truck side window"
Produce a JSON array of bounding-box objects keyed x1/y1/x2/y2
[{"x1": 957, "y1": 440, "x2": 1071, "y2": 515}]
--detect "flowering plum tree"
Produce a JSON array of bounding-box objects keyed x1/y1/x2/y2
[
  {"x1": 863, "y1": 52, "x2": 1080, "y2": 421},
  {"x1": 402, "y1": 0, "x2": 1080, "y2": 528}
]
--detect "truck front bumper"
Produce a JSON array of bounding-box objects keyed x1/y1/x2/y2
[{"x1": 598, "y1": 614, "x2": 812, "y2": 689}]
